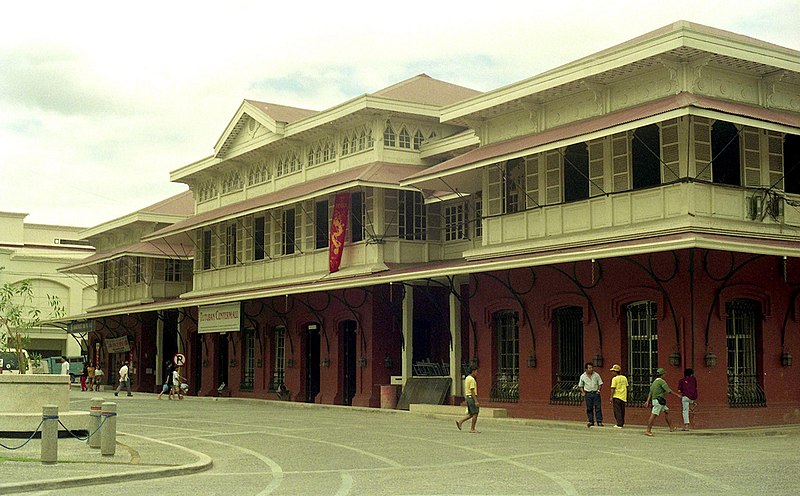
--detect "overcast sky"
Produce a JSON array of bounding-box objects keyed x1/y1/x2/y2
[{"x1": 2, "y1": 1, "x2": 799, "y2": 229}]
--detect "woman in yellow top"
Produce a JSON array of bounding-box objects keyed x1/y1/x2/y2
[{"x1": 609, "y1": 364, "x2": 628, "y2": 428}]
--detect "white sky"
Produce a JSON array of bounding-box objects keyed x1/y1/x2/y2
[{"x1": 2, "y1": 1, "x2": 799, "y2": 229}]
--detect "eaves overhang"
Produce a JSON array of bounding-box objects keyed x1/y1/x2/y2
[{"x1": 402, "y1": 93, "x2": 800, "y2": 192}]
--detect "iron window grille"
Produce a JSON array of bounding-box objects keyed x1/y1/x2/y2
[
  {"x1": 550, "y1": 306, "x2": 584, "y2": 405},
  {"x1": 491, "y1": 311, "x2": 519, "y2": 403},
  {"x1": 270, "y1": 327, "x2": 286, "y2": 391},
  {"x1": 242, "y1": 329, "x2": 255, "y2": 390},
  {"x1": 627, "y1": 301, "x2": 658, "y2": 406},
  {"x1": 726, "y1": 300, "x2": 766, "y2": 407}
]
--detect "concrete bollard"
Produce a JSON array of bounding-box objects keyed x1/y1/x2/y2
[
  {"x1": 41, "y1": 405, "x2": 58, "y2": 465},
  {"x1": 100, "y1": 402, "x2": 117, "y2": 456},
  {"x1": 89, "y1": 397, "x2": 103, "y2": 449}
]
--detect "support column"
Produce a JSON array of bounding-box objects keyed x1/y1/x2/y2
[
  {"x1": 449, "y1": 291, "x2": 462, "y2": 397},
  {"x1": 156, "y1": 311, "x2": 164, "y2": 387},
  {"x1": 401, "y1": 286, "x2": 414, "y2": 386}
]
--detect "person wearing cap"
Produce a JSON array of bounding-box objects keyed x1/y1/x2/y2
[
  {"x1": 644, "y1": 367, "x2": 682, "y2": 436},
  {"x1": 609, "y1": 364, "x2": 628, "y2": 428},
  {"x1": 578, "y1": 362, "x2": 604, "y2": 427}
]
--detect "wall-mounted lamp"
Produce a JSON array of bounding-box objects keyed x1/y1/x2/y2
[
  {"x1": 592, "y1": 353, "x2": 604, "y2": 368},
  {"x1": 286, "y1": 358, "x2": 294, "y2": 368},
  {"x1": 358, "y1": 357, "x2": 368, "y2": 368},
  {"x1": 781, "y1": 351, "x2": 793, "y2": 367},
  {"x1": 321, "y1": 358, "x2": 330, "y2": 368},
  {"x1": 669, "y1": 352, "x2": 682, "y2": 367},
  {"x1": 384, "y1": 355, "x2": 393, "y2": 369},
  {"x1": 525, "y1": 355, "x2": 537, "y2": 368},
  {"x1": 704, "y1": 352, "x2": 717, "y2": 367}
]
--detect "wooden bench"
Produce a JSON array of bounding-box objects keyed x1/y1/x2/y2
[{"x1": 409, "y1": 403, "x2": 508, "y2": 418}]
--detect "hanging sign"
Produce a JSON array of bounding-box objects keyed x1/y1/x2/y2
[
  {"x1": 198, "y1": 302, "x2": 242, "y2": 334},
  {"x1": 329, "y1": 191, "x2": 351, "y2": 273},
  {"x1": 105, "y1": 336, "x2": 131, "y2": 354}
]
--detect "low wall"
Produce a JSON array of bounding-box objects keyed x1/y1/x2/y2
[{"x1": 0, "y1": 374, "x2": 70, "y2": 413}]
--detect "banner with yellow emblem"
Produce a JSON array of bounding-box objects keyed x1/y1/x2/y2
[{"x1": 329, "y1": 192, "x2": 350, "y2": 273}]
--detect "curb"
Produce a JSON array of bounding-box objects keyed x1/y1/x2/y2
[
  {"x1": 0, "y1": 432, "x2": 212, "y2": 495},
  {"x1": 186, "y1": 394, "x2": 800, "y2": 436}
]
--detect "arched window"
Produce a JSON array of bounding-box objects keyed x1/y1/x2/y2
[
  {"x1": 342, "y1": 135, "x2": 350, "y2": 156},
  {"x1": 384, "y1": 124, "x2": 396, "y2": 147},
  {"x1": 627, "y1": 301, "x2": 658, "y2": 404},
  {"x1": 726, "y1": 299, "x2": 765, "y2": 406},
  {"x1": 413, "y1": 130, "x2": 425, "y2": 150},
  {"x1": 550, "y1": 306, "x2": 584, "y2": 405},
  {"x1": 399, "y1": 127, "x2": 411, "y2": 149},
  {"x1": 270, "y1": 326, "x2": 286, "y2": 391}
]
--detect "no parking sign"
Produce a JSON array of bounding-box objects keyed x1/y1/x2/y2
[{"x1": 173, "y1": 353, "x2": 186, "y2": 368}]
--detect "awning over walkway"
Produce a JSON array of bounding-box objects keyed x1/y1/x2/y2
[
  {"x1": 144, "y1": 162, "x2": 426, "y2": 242},
  {"x1": 402, "y1": 93, "x2": 800, "y2": 191}
]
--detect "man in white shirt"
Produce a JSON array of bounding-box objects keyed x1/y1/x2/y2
[
  {"x1": 114, "y1": 360, "x2": 133, "y2": 397},
  {"x1": 60, "y1": 357, "x2": 71, "y2": 389},
  {"x1": 578, "y1": 362, "x2": 604, "y2": 427}
]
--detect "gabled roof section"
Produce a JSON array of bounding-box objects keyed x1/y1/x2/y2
[
  {"x1": 214, "y1": 100, "x2": 318, "y2": 158},
  {"x1": 58, "y1": 240, "x2": 194, "y2": 275},
  {"x1": 372, "y1": 74, "x2": 482, "y2": 106},
  {"x1": 442, "y1": 20, "x2": 800, "y2": 124},
  {"x1": 79, "y1": 190, "x2": 194, "y2": 240}
]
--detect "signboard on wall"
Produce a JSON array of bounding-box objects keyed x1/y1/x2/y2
[
  {"x1": 198, "y1": 302, "x2": 242, "y2": 334},
  {"x1": 105, "y1": 336, "x2": 131, "y2": 354}
]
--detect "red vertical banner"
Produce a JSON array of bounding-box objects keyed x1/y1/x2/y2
[{"x1": 329, "y1": 192, "x2": 351, "y2": 273}]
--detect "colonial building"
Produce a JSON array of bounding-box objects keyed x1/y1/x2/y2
[
  {"x1": 64, "y1": 21, "x2": 800, "y2": 427},
  {"x1": 0, "y1": 212, "x2": 95, "y2": 359},
  {"x1": 58, "y1": 192, "x2": 194, "y2": 388}
]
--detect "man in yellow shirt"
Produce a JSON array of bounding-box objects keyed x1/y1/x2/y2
[
  {"x1": 456, "y1": 366, "x2": 480, "y2": 433},
  {"x1": 609, "y1": 364, "x2": 628, "y2": 428}
]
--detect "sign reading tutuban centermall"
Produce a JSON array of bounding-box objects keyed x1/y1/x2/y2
[{"x1": 198, "y1": 302, "x2": 242, "y2": 334}]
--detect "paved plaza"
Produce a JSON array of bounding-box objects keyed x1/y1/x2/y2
[{"x1": 1, "y1": 391, "x2": 798, "y2": 495}]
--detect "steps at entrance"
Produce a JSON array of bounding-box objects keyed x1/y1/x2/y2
[{"x1": 409, "y1": 404, "x2": 508, "y2": 418}]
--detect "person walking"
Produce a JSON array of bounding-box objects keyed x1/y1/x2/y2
[
  {"x1": 173, "y1": 367, "x2": 184, "y2": 400},
  {"x1": 60, "y1": 357, "x2": 71, "y2": 390},
  {"x1": 678, "y1": 368, "x2": 698, "y2": 431},
  {"x1": 93, "y1": 365, "x2": 104, "y2": 391},
  {"x1": 114, "y1": 360, "x2": 133, "y2": 397},
  {"x1": 87, "y1": 363, "x2": 95, "y2": 391},
  {"x1": 645, "y1": 367, "x2": 682, "y2": 436},
  {"x1": 609, "y1": 364, "x2": 628, "y2": 428},
  {"x1": 579, "y1": 362, "x2": 604, "y2": 427},
  {"x1": 456, "y1": 366, "x2": 480, "y2": 433},
  {"x1": 158, "y1": 362, "x2": 175, "y2": 400},
  {"x1": 80, "y1": 362, "x2": 88, "y2": 391}
]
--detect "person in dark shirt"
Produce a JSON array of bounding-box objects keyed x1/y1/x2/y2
[{"x1": 678, "y1": 368, "x2": 698, "y2": 431}]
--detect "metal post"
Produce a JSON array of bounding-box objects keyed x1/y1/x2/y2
[
  {"x1": 89, "y1": 397, "x2": 103, "y2": 449},
  {"x1": 41, "y1": 405, "x2": 58, "y2": 465},
  {"x1": 100, "y1": 402, "x2": 117, "y2": 456}
]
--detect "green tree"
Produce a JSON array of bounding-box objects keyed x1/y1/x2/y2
[{"x1": 0, "y1": 269, "x2": 64, "y2": 372}]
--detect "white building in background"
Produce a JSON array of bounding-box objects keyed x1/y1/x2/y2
[{"x1": 0, "y1": 212, "x2": 96, "y2": 358}]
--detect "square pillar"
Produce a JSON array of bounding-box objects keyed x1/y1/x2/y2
[
  {"x1": 401, "y1": 287, "x2": 413, "y2": 385},
  {"x1": 449, "y1": 291, "x2": 462, "y2": 396},
  {"x1": 155, "y1": 311, "x2": 164, "y2": 387}
]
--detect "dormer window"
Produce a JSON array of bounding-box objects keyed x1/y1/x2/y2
[
  {"x1": 399, "y1": 128, "x2": 411, "y2": 149},
  {"x1": 414, "y1": 130, "x2": 424, "y2": 150}
]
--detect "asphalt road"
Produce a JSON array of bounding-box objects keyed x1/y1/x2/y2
[{"x1": 22, "y1": 392, "x2": 800, "y2": 495}]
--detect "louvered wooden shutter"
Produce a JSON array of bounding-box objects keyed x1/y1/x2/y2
[
  {"x1": 486, "y1": 164, "x2": 503, "y2": 215},
  {"x1": 767, "y1": 131, "x2": 784, "y2": 190},
  {"x1": 383, "y1": 189, "x2": 398, "y2": 238},
  {"x1": 296, "y1": 205, "x2": 305, "y2": 253},
  {"x1": 242, "y1": 215, "x2": 253, "y2": 262},
  {"x1": 194, "y1": 231, "x2": 202, "y2": 271},
  {"x1": 611, "y1": 133, "x2": 630, "y2": 192},
  {"x1": 589, "y1": 139, "x2": 605, "y2": 196},
  {"x1": 213, "y1": 224, "x2": 223, "y2": 269},
  {"x1": 545, "y1": 151, "x2": 562, "y2": 205},
  {"x1": 742, "y1": 127, "x2": 762, "y2": 188},
  {"x1": 364, "y1": 188, "x2": 375, "y2": 240},
  {"x1": 427, "y1": 203, "x2": 441, "y2": 241},
  {"x1": 660, "y1": 119, "x2": 680, "y2": 182},
  {"x1": 525, "y1": 155, "x2": 540, "y2": 208},
  {"x1": 693, "y1": 117, "x2": 713, "y2": 181}
]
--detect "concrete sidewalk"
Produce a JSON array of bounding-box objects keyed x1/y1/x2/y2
[
  {"x1": 0, "y1": 392, "x2": 797, "y2": 494},
  {"x1": 0, "y1": 428, "x2": 211, "y2": 495}
]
